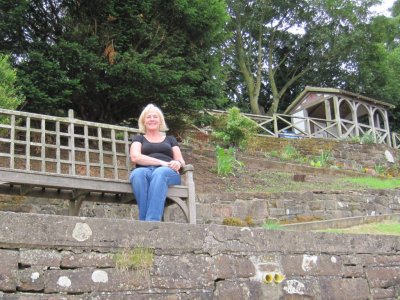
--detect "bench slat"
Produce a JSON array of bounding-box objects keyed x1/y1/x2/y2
[{"x1": 0, "y1": 169, "x2": 189, "y2": 198}]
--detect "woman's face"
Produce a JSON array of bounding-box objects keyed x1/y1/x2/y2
[{"x1": 144, "y1": 109, "x2": 161, "y2": 131}]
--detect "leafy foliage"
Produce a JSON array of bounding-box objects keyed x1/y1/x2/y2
[
  {"x1": 310, "y1": 150, "x2": 333, "y2": 168},
  {"x1": 215, "y1": 145, "x2": 243, "y2": 176},
  {"x1": 0, "y1": 0, "x2": 228, "y2": 126},
  {"x1": 280, "y1": 144, "x2": 301, "y2": 161},
  {"x1": 212, "y1": 107, "x2": 258, "y2": 149},
  {"x1": 0, "y1": 54, "x2": 24, "y2": 110},
  {"x1": 223, "y1": 0, "x2": 386, "y2": 116}
]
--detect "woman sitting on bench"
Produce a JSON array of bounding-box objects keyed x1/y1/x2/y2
[{"x1": 129, "y1": 104, "x2": 186, "y2": 221}]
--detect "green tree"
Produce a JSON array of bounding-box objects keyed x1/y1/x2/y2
[
  {"x1": 0, "y1": 54, "x2": 25, "y2": 110},
  {"x1": 224, "y1": 0, "x2": 379, "y2": 115},
  {"x1": 0, "y1": 0, "x2": 228, "y2": 126},
  {"x1": 342, "y1": 1, "x2": 400, "y2": 130}
]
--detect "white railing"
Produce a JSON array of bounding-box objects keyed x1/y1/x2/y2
[
  {"x1": 207, "y1": 109, "x2": 395, "y2": 147},
  {"x1": 392, "y1": 132, "x2": 400, "y2": 149}
]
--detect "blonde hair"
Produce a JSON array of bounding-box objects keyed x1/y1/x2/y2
[{"x1": 138, "y1": 104, "x2": 169, "y2": 133}]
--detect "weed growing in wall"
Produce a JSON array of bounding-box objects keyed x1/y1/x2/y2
[
  {"x1": 263, "y1": 219, "x2": 282, "y2": 230},
  {"x1": 222, "y1": 216, "x2": 255, "y2": 227},
  {"x1": 114, "y1": 246, "x2": 154, "y2": 274}
]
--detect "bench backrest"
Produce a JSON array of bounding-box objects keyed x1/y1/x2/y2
[{"x1": 0, "y1": 108, "x2": 138, "y2": 182}]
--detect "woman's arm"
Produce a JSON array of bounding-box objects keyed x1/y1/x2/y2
[
  {"x1": 171, "y1": 145, "x2": 186, "y2": 168},
  {"x1": 130, "y1": 142, "x2": 168, "y2": 167}
]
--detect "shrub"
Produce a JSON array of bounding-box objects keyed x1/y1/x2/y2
[{"x1": 212, "y1": 107, "x2": 258, "y2": 149}]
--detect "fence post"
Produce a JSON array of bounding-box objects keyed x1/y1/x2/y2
[
  {"x1": 68, "y1": 109, "x2": 75, "y2": 175},
  {"x1": 273, "y1": 114, "x2": 278, "y2": 137}
]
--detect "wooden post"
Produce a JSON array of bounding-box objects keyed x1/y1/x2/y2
[
  {"x1": 333, "y1": 96, "x2": 342, "y2": 138},
  {"x1": 384, "y1": 110, "x2": 392, "y2": 147},
  {"x1": 273, "y1": 114, "x2": 278, "y2": 137},
  {"x1": 185, "y1": 165, "x2": 196, "y2": 224},
  {"x1": 68, "y1": 109, "x2": 76, "y2": 175}
]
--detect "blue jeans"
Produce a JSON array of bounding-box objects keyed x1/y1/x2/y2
[{"x1": 129, "y1": 166, "x2": 181, "y2": 221}]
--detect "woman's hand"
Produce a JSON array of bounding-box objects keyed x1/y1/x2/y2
[{"x1": 168, "y1": 160, "x2": 181, "y2": 172}]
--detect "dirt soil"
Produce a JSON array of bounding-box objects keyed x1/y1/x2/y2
[{"x1": 182, "y1": 144, "x2": 362, "y2": 195}]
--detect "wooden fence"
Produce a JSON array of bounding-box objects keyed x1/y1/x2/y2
[{"x1": 207, "y1": 109, "x2": 399, "y2": 149}]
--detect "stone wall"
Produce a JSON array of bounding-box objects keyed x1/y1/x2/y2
[
  {"x1": 1, "y1": 187, "x2": 400, "y2": 226},
  {"x1": 192, "y1": 188, "x2": 400, "y2": 225},
  {"x1": 247, "y1": 136, "x2": 399, "y2": 170},
  {"x1": 0, "y1": 211, "x2": 399, "y2": 299}
]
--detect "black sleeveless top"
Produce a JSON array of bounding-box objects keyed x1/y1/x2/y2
[{"x1": 131, "y1": 134, "x2": 178, "y2": 167}]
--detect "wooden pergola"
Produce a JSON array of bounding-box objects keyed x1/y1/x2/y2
[{"x1": 284, "y1": 86, "x2": 395, "y2": 146}]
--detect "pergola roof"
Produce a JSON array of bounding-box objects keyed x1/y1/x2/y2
[{"x1": 284, "y1": 86, "x2": 395, "y2": 114}]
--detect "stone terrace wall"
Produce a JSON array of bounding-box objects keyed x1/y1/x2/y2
[
  {"x1": 193, "y1": 189, "x2": 400, "y2": 225},
  {"x1": 0, "y1": 211, "x2": 399, "y2": 299},
  {"x1": 246, "y1": 136, "x2": 399, "y2": 169},
  {"x1": 1, "y1": 188, "x2": 400, "y2": 226}
]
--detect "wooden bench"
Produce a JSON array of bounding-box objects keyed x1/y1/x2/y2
[{"x1": 0, "y1": 108, "x2": 196, "y2": 224}]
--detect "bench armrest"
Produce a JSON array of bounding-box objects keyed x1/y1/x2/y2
[{"x1": 180, "y1": 164, "x2": 194, "y2": 174}]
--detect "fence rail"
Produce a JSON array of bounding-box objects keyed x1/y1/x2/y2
[{"x1": 207, "y1": 109, "x2": 398, "y2": 149}]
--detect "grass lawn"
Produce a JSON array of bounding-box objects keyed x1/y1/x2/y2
[
  {"x1": 319, "y1": 221, "x2": 400, "y2": 236},
  {"x1": 240, "y1": 171, "x2": 400, "y2": 193},
  {"x1": 341, "y1": 177, "x2": 400, "y2": 189}
]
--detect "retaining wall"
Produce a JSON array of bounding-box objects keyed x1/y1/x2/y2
[
  {"x1": 0, "y1": 211, "x2": 399, "y2": 299},
  {"x1": 246, "y1": 136, "x2": 399, "y2": 170},
  {"x1": 1, "y1": 188, "x2": 400, "y2": 226},
  {"x1": 192, "y1": 188, "x2": 400, "y2": 225}
]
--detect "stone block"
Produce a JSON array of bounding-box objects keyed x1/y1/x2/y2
[
  {"x1": 308, "y1": 201, "x2": 323, "y2": 210},
  {"x1": 20, "y1": 249, "x2": 61, "y2": 267},
  {"x1": 331, "y1": 210, "x2": 352, "y2": 219},
  {"x1": 282, "y1": 254, "x2": 342, "y2": 276},
  {"x1": 211, "y1": 204, "x2": 233, "y2": 218},
  {"x1": 214, "y1": 280, "x2": 264, "y2": 300},
  {"x1": 240, "y1": 199, "x2": 268, "y2": 220},
  {"x1": 318, "y1": 277, "x2": 370, "y2": 300},
  {"x1": 17, "y1": 267, "x2": 44, "y2": 292},
  {"x1": 371, "y1": 287, "x2": 397, "y2": 299},
  {"x1": 281, "y1": 278, "x2": 320, "y2": 298},
  {"x1": 61, "y1": 251, "x2": 114, "y2": 268},
  {"x1": 213, "y1": 254, "x2": 255, "y2": 279},
  {"x1": 342, "y1": 265, "x2": 364, "y2": 278},
  {"x1": 323, "y1": 200, "x2": 338, "y2": 210},
  {"x1": 268, "y1": 208, "x2": 286, "y2": 217},
  {"x1": 152, "y1": 254, "x2": 214, "y2": 289},
  {"x1": 365, "y1": 266, "x2": 400, "y2": 288},
  {"x1": 44, "y1": 268, "x2": 149, "y2": 293},
  {"x1": 0, "y1": 250, "x2": 18, "y2": 291},
  {"x1": 284, "y1": 206, "x2": 306, "y2": 216}
]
